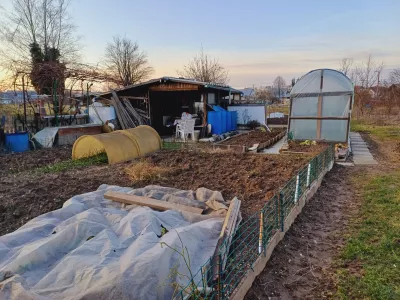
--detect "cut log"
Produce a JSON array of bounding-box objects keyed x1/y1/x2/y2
[{"x1": 104, "y1": 191, "x2": 203, "y2": 214}]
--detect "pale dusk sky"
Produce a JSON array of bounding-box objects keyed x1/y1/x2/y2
[{"x1": 1, "y1": 0, "x2": 399, "y2": 88}]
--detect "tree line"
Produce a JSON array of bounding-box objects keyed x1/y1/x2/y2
[
  {"x1": 339, "y1": 55, "x2": 400, "y2": 119},
  {"x1": 0, "y1": 0, "x2": 398, "y2": 117},
  {"x1": 0, "y1": 0, "x2": 228, "y2": 97}
]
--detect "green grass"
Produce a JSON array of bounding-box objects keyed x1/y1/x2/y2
[
  {"x1": 336, "y1": 171, "x2": 400, "y2": 300},
  {"x1": 36, "y1": 152, "x2": 108, "y2": 173},
  {"x1": 350, "y1": 120, "x2": 400, "y2": 140}
]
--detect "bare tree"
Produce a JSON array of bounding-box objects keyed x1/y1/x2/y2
[
  {"x1": 104, "y1": 36, "x2": 153, "y2": 87},
  {"x1": 272, "y1": 76, "x2": 286, "y2": 100},
  {"x1": 254, "y1": 87, "x2": 273, "y2": 102},
  {"x1": 0, "y1": 0, "x2": 79, "y2": 67},
  {"x1": 355, "y1": 55, "x2": 383, "y2": 88},
  {"x1": 178, "y1": 48, "x2": 228, "y2": 84},
  {"x1": 0, "y1": 0, "x2": 81, "y2": 100},
  {"x1": 352, "y1": 55, "x2": 384, "y2": 118},
  {"x1": 390, "y1": 68, "x2": 400, "y2": 85},
  {"x1": 339, "y1": 58, "x2": 353, "y2": 76}
]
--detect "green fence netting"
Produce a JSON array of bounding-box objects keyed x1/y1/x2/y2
[{"x1": 173, "y1": 144, "x2": 335, "y2": 300}]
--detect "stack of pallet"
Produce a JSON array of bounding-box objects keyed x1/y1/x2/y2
[{"x1": 111, "y1": 91, "x2": 150, "y2": 129}]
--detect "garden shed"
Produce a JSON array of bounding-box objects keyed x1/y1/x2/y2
[
  {"x1": 288, "y1": 69, "x2": 354, "y2": 142},
  {"x1": 97, "y1": 77, "x2": 242, "y2": 136}
]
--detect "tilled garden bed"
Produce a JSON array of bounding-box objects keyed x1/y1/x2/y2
[
  {"x1": 1, "y1": 147, "x2": 314, "y2": 235},
  {"x1": 214, "y1": 129, "x2": 286, "y2": 152}
]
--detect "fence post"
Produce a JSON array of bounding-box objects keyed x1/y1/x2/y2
[
  {"x1": 279, "y1": 191, "x2": 284, "y2": 232},
  {"x1": 306, "y1": 163, "x2": 311, "y2": 187},
  {"x1": 275, "y1": 196, "x2": 279, "y2": 230},
  {"x1": 294, "y1": 174, "x2": 300, "y2": 203},
  {"x1": 259, "y1": 211, "x2": 263, "y2": 254},
  {"x1": 217, "y1": 253, "x2": 222, "y2": 300}
]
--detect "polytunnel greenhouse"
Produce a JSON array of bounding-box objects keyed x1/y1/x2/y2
[{"x1": 288, "y1": 69, "x2": 354, "y2": 142}]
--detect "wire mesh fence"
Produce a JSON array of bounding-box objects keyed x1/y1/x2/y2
[{"x1": 174, "y1": 144, "x2": 335, "y2": 300}]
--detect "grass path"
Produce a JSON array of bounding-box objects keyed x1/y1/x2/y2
[
  {"x1": 334, "y1": 121, "x2": 400, "y2": 299},
  {"x1": 335, "y1": 170, "x2": 400, "y2": 299}
]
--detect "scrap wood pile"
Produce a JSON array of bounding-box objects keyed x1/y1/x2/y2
[{"x1": 110, "y1": 91, "x2": 150, "y2": 129}]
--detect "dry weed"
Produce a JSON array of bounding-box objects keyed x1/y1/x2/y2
[{"x1": 125, "y1": 160, "x2": 169, "y2": 181}]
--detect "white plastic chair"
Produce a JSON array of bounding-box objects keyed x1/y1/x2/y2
[
  {"x1": 176, "y1": 119, "x2": 195, "y2": 141},
  {"x1": 175, "y1": 120, "x2": 183, "y2": 139}
]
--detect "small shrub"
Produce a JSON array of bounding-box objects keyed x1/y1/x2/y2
[{"x1": 247, "y1": 120, "x2": 261, "y2": 130}]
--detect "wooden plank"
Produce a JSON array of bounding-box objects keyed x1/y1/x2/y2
[
  {"x1": 211, "y1": 197, "x2": 241, "y2": 279},
  {"x1": 290, "y1": 91, "x2": 352, "y2": 97},
  {"x1": 123, "y1": 96, "x2": 148, "y2": 100},
  {"x1": 111, "y1": 91, "x2": 127, "y2": 130},
  {"x1": 149, "y1": 83, "x2": 199, "y2": 91},
  {"x1": 290, "y1": 116, "x2": 349, "y2": 120},
  {"x1": 104, "y1": 191, "x2": 203, "y2": 214}
]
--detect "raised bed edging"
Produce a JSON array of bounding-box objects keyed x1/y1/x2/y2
[
  {"x1": 230, "y1": 160, "x2": 334, "y2": 300},
  {"x1": 212, "y1": 130, "x2": 287, "y2": 153}
]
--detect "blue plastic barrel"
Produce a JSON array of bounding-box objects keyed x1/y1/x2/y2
[
  {"x1": 226, "y1": 112, "x2": 232, "y2": 131},
  {"x1": 220, "y1": 111, "x2": 227, "y2": 133},
  {"x1": 5, "y1": 132, "x2": 29, "y2": 152},
  {"x1": 212, "y1": 106, "x2": 229, "y2": 133},
  {"x1": 231, "y1": 111, "x2": 238, "y2": 130},
  {"x1": 208, "y1": 111, "x2": 223, "y2": 134}
]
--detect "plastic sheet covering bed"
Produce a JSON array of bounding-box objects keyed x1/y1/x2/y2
[{"x1": 0, "y1": 185, "x2": 228, "y2": 300}]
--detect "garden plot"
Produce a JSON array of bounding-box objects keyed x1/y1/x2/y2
[
  {"x1": 215, "y1": 129, "x2": 286, "y2": 152},
  {"x1": 128, "y1": 150, "x2": 311, "y2": 217},
  {"x1": 282, "y1": 140, "x2": 329, "y2": 154},
  {"x1": 1, "y1": 147, "x2": 313, "y2": 236},
  {"x1": 0, "y1": 184, "x2": 228, "y2": 300}
]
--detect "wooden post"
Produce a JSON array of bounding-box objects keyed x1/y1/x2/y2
[
  {"x1": 203, "y1": 93, "x2": 208, "y2": 125},
  {"x1": 316, "y1": 70, "x2": 324, "y2": 139},
  {"x1": 147, "y1": 91, "x2": 152, "y2": 125}
]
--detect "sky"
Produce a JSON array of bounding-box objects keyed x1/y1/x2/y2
[{"x1": 1, "y1": 0, "x2": 400, "y2": 88}]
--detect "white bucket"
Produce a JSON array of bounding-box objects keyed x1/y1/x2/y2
[{"x1": 193, "y1": 130, "x2": 201, "y2": 141}]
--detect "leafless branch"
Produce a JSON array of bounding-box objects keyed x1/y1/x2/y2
[
  {"x1": 338, "y1": 58, "x2": 353, "y2": 76},
  {"x1": 104, "y1": 36, "x2": 153, "y2": 87},
  {"x1": 177, "y1": 47, "x2": 229, "y2": 85}
]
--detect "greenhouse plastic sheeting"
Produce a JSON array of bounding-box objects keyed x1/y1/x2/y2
[
  {"x1": 0, "y1": 185, "x2": 226, "y2": 300},
  {"x1": 32, "y1": 127, "x2": 59, "y2": 148},
  {"x1": 289, "y1": 69, "x2": 354, "y2": 142},
  {"x1": 72, "y1": 125, "x2": 161, "y2": 164}
]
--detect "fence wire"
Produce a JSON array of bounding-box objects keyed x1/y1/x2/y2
[{"x1": 174, "y1": 144, "x2": 335, "y2": 300}]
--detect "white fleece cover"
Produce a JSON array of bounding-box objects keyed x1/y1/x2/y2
[{"x1": 0, "y1": 185, "x2": 225, "y2": 300}]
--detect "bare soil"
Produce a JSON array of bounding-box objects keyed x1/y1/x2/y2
[
  {"x1": 245, "y1": 164, "x2": 360, "y2": 300},
  {"x1": 220, "y1": 129, "x2": 285, "y2": 148},
  {"x1": 133, "y1": 150, "x2": 311, "y2": 216},
  {"x1": 0, "y1": 163, "x2": 132, "y2": 235},
  {"x1": 0, "y1": 148, "x2": 313, "y2": 236},
  {"x1": 287, "y1": 141, "x2": 328, "y2": 154},
  {"x1": 0, "y1": 146, "x2": 72, "y2": 177}
]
